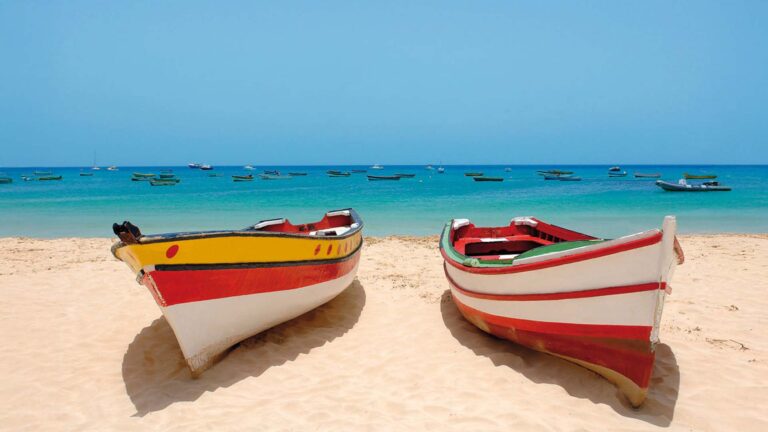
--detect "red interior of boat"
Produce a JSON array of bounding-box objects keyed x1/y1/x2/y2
[
  {"x1": 255, "y1": 212, "x2": 355, "y2": 235},
  {"x1": 452, "y1": 219, "x2": 595, "y2": 259}
]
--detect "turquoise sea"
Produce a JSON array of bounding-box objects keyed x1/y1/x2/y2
[{"x1": 0, "y1": 165, "x2": 766, "y2": 238}]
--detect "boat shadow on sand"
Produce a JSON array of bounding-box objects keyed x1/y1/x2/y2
[
  {"x1": 122, "y1": 280, "x2": 366, "y2": 416},
  {"x1": 439, "y1": 290, "x2": 679, "y2": 426}
]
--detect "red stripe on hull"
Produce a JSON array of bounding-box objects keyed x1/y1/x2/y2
[
  {"x1": 442, "y1": 231, "x2": 662, "y2": 275},
  {"x1": 451, "y1": 294, "x2": 655, "y2": 390},
  {"x1": 445, "y1": 265, "x2": 665, "y2": 301},
  {"x1": 144, "y1": 252, "x2": 360, "y2": 307}
]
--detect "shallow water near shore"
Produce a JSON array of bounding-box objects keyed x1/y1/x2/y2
[{"x1": 0, "y1": 165, "x2": 766, "y2": 237}]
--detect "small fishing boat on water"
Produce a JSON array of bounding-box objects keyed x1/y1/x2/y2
[
  {"x1": 426, "y1": 165, "x2": 434, "y2": 170},
  {"x1": 150, "y1": 178, "x2": 180, "y2": 186},
  {"x1": 0, "y1": 177, "x2": 12, "y2": 184},
  {"x1": 465, "y1": 172, "x2": 484, "y2": 177},
  {"x1": 80, "y1": 172, "x2": 94, "y2": 177},
  {"x1": 656, "y1": 179, "x2": 731, "y2": 192},
  {"x1": 634, "y1": 172, "x2": 661, "y2": 178},
  {"x1": 159, "y1": 173, "x2": 177, "y2": 179},
  {"x1": 608, "y1": 166, "x2": 622, "y2": 172},
  {"x1": 371, "y1": 164, "x2": 384, "y2": 170},
  {"x1": 367, "y1": 175, "x2": 401, "y2": 181},
  {"x1": 608, "y1": 171, "x2": 628, "y2": 177},
  {"x1": 683, "y1": 173, "x2": 717, "y2": 180},
  {"x1": 328, "y1": 171, "x2": 351, "y2": 177},
  {"x1": 112, "y1": 209, "x2": 364, "y2": 375},
  {"x1": 537, "y1": 170, "x2": 574, "y2": 176},
  {"x1": 440, "y1": 216, "x2": 683, "y2": 406},
  {"x1": 473, "y1": 176, "x2": 503, "y2": 182},
  {"x1": 107, "y1": 166, "x2": 119, "y2": 171},
  {"x1": 200, "y1": 164, "x2": 214, "y2": 171},
  {"x1": 260, "y1": 174, "x2": 293, "y2": 180},
  {"x1": 38, "y1": 175, "x2": 63, "y2": 181},
  {"x1": 394, "y1": 173, "x2": 416, "y2": 178},
  {"x1": 188, "y1": 163, "x2": 202, "y2": 169},
  {"x1": 437, "y1": 167, "x2": 445, "y2": 174},
  {"x1": 232, "y1": 174, "x2": 254, "y2": 181},
  {"x1": 244, "y1": 165, "x2": 255, "y2": 170},
  {"x1": 132, "y1": 172, "x2": 156, "y2": 178},
  {"x1": 264, "y1": 170, "x2": 280, "y2": 175}
]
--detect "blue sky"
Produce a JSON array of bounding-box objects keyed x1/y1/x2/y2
[{"x1": 1, "y1": 1, "x2": 766, "y2": 166}]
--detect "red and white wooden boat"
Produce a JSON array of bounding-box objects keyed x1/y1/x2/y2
[
  {"x1": 112, "y1": 209, "x2": 363, "y2": 375},
  {"x1": 440, "y1": 216, "x2": 684, "y2": 406}
]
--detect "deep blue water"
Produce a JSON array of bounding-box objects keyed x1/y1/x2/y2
[{"x1": 0, "y1": 165, "x2": 766, "y2": 238}]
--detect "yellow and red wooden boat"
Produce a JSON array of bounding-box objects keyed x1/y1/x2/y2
[
  {"x1": 112, "y1": 209, "x2": 363, "y2": 375},
  {"x1": 440, "y1": 216, "x2": 684, "y2": 406}
]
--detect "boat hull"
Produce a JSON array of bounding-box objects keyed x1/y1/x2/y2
[
  {"x1": 441, "y1": 217, "x2": 680, "y2": 406},
  {"x1": 143, "y1": 252, "x2": 361, "y2": 374}
]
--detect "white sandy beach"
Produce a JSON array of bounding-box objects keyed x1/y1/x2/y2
[{"x1": 0, "y1": 235, "x2": 766, "y2": 431}]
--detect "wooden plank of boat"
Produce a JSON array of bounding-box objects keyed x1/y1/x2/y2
[
  {"x1": 634, "y1": 172, "x2": 661, "y2": 178},
  {"x1": 367, "y1": 175, "x2": 401, "y2": 181},
  {"x1": 464, "y1": 172, "x2": 484, "y2": 177},
  {"x1": 473, "y1": 176, "x2": 503, "y2": 182},
  {"x1": 394, "y1": 173, "x2": 416, "y2": 178},
  {"x1": 655, "y1": 180, "x2": 731, "y2": 192},
  {"x1": 683, "y1": 173, "x2": 717, "y2": 179},
  {"x1": 439, "y1": 216, "x2": 684, "y2": 407},
  {"x1": 111, "y1": 209, "x2": 364, "y2": 375},
  {"x1": 38, "y1": 175, "x2": 63, "y2": 181}
]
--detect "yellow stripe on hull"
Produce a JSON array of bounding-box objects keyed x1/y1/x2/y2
[{"x1": 113, "y1": 233, "x2": 363, "y2": 274}]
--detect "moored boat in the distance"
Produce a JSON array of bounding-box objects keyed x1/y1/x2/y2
[
  {"x1": 150, "y1": 178, "x2": 180, "y2": 186},
  {"x1": 473, "y1": 176, "x2": 503, "y2": 182},
  {"x1": 464, "y1": 172, "x2": 484, "y2": 177},
  {"x1": 111, "y1": 209, "x2": 364, "y2": 375},
  {"x1": 367, "y1": 175, "x2": 401, "y2": 181},
  {"x1": 440, "y1": 216, "x2": 683, "y2": 407},
  {"x1": 656, "y1": 179, "x2": 731, "y2": 192},
  {"x1": 634, "y1": 172, "x2": 661, "y2": 178},
  {"x1": 683, "y1": 172, "x2": 717, "y2": 180}
]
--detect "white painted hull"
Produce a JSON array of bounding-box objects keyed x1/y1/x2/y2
[{"x1": 154, "y1": 262, "x2": 359, "y2": 375}]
